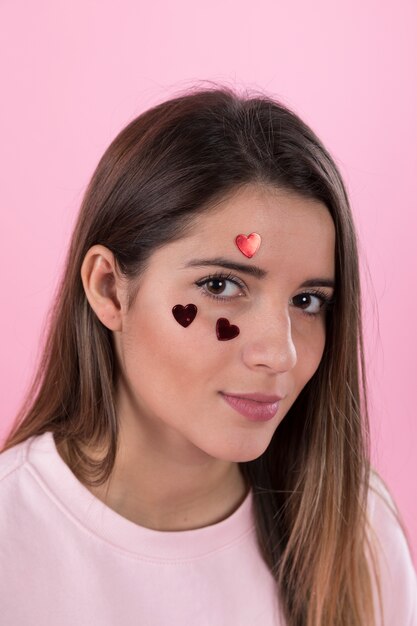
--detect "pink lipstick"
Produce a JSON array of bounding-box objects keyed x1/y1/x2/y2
[{"x1": 220, "y1": 392, "x2": 281, "y2": 422}]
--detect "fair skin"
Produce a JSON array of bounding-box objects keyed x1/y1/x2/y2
[{"x1": 72, "y1": 184, "x2": 335, "y2": 532}]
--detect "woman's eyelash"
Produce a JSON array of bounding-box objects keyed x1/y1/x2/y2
[
  {"x1": 194, "y1": 272, "x2": 246, "y2": 301},
  {"x1": 293, "y1": 289, "x2": 335, "y2": 318},
  {"x1": 194, "y1": 272, "x2": 334, "y2": 317}
]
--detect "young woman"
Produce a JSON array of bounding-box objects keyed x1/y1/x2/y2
[{"x1": 1, "y1": 86, "x2": 416, "y2": 626}]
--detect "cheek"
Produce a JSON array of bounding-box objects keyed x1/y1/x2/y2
[{"x1": 121, "y1": 305, "x2": 231, "y2": 392}]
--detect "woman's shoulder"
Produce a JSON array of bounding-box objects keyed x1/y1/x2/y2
[
  {"x1": 366, "y1": 468, "x2": 415, "y2": 567},
  {"x1": 366, "y1": 468, "x2": 417, "y2": 625},
  {"x1": 0, "y1": 433, "x2": 46, "y2": 497},
  {"x1": 0, "y1": 435, "x2": 32, "y2": 482},
  {"x1": 367, "y1": 469, "x2": 401, "y2": 533},
  {"x1": 0, "y1": 436, "x2": 38, "y2": 538},
  {"x1": 367, "y1": 469, "x2": 414, "y2": 560}
]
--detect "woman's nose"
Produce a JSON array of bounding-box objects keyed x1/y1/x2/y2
[{"x1": 241, "y1": 308, "x2": 297, "y2": 374}]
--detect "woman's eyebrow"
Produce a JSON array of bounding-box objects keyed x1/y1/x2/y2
[
  {"x1": 182, "y1": 257, "x2": 335, "y2": 288},
  {"x1": 183, "y1": 257, "x2": 267, "y2": 278},
  {"x1": 300, "y1": 278, "x2": 335, "y2": 289}
]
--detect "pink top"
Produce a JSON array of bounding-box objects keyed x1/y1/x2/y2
[{"x1": 0, "y1": 431, "x2": 416, "y2": 625}]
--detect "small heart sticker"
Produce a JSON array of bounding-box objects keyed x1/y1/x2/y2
[
  {"x1": 216, "y1": 317, "x2": 240, "y2": 341},
  {"x1": 235, "y1": 233, "x2": 261, "y2": 258},
  {"x1": 172, "y1": 303, "x2": 197, "y2": 327}
]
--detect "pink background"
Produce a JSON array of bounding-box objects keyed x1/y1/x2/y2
[{"x1": 1, "y1": 1, "x2": 416, "y2": 562}]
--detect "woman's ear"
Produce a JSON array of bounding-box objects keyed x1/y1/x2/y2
[{"x1": 80, "y1": 244, "x2": 126, "y2": 332}]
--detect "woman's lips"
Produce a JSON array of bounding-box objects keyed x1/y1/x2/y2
[{"x1": 220, "y1": 392, "x2": 280, "y2": 421}]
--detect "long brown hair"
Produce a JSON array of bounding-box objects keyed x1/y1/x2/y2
[{"x1": 2, "y1": 85, "x2": 382, "y2": 625}]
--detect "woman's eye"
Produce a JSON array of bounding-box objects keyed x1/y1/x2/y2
[
  {"x1": 292, "y1": 292, "x2": 329, "y2": 316},
  {"x1": 195, "y1": 273, "x2": 246, "y2": 301}
]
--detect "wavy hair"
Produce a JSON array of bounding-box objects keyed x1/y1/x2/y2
[{"x1": 2, "y1": 85, "x2": 383, "y2": 625}]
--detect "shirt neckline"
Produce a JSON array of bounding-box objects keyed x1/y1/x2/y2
[{"x1": 26, "y1": 431, "x2": 255, "y2": 561}]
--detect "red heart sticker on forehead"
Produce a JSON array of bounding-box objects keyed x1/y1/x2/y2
[{"x1": 235, "y1": 233, "x2": 261, "y2": 258}]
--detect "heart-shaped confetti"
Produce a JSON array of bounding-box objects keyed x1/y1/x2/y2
[
  {"x1": 172, "y1": 303, "x2": 197, "y2": 328},
  {"x1": 216, "y1": 317, "x2": 240, "y2": 341},
  {"x1": 235, "y1": 232, "x2": 261, "y2": 258}
]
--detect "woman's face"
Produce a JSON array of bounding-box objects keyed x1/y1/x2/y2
[{"x1": 112, "y1": 184, "x2": 335, "y2": 463}]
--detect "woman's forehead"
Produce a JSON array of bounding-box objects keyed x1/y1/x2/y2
[
  {"x1": 152, "y1": 185, "x2": 336, "y2": 283},
  {"x1": 186, "y1": 184, "x2": 333, "y2": 241}
]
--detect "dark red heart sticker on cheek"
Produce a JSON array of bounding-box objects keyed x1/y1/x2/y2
[
  {"x1": 216, "y1": 317, "x2": 240, "y2": 341},
  {"x1": 172, "y1": 304, "x2": 198, "y2": 327}
]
